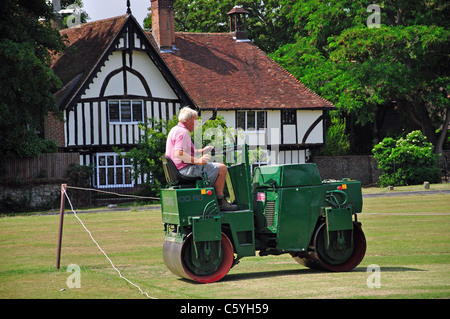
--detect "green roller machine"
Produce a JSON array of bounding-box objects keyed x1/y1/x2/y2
[{"x1": 160, "y1": 145, "x2": 366, "y2": 283}]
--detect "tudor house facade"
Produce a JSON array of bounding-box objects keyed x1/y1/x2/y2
[
  {"x1": 48, "y1": 1, "x2": 335, "y2": 189},
  {"x1": 50, "y1": 12, "x2": 193, "y2": 189}
]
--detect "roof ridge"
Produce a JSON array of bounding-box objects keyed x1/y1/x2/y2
[
  {"x1": 80, "y1": 14, "x2": 127, "y2": 26},
  {"x1": 175, "y1": 32, "x2": 231, "y2": 36},
  {"x1": 59, "y1": 15, "x2": 128, "y2": 34},
  {"x1": 146, "y1": 31, "x2": 232, "y2": 37}
]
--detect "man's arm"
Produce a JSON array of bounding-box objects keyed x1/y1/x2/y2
[
  {"x1": 175, "y1": 150, "x2": 210, "y2": 165},
  {"x1": 194, "y1": 145, "x2": 215, "y2": 156}
]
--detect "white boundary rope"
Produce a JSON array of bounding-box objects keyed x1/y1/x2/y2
[
  {"x1": 62, "y1": 188, "x2": 156, "y2": 299},
  {"x1": 66, "y1": 185, "x2": 161, "y2": 201}
]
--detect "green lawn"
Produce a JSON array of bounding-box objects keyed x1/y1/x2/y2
[
  {"x1": 0, "y1": 193, "x2": 449, "y2": 299},
  {"x1": 362, "y1": 183, "x2": 450, "y2": 194}
]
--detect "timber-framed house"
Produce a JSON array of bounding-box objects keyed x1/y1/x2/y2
[{"x1": 48, "y1": 1, "x2": 335, "y2": 190}]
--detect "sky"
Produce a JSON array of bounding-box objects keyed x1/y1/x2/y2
[{"x1": 82, "y1": 0, "x2": 150, "y2": 27}]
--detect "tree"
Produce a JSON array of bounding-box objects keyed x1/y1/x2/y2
[
  {"x1": 272, "y1": 0, "x2": 450, "y2": 154},
  {"x1": 329, "y1": 25, "x2": 450, "y2": 154},
  {"x1": 319, "y1": 117, "x2": 350, "y2": 156},
  {"x1": 145, "y1": 1, "x2": 449, "y2": 153},
  {"x1": 59, "y1": 0, "x2": 90, "y2": 28},
  {"x1": 144, "y1": 0, "x2": 296, "y2": 53},
  {"x1": 117, "y1": 117, "x2": 178, "y2": 197},
  {"x1": 0, "y1": 0, "x2": 66, "y2": 161}
]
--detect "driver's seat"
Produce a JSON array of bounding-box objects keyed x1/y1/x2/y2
[{"x1": 161, "y1": 156, "x2": 202, "y2": 186}]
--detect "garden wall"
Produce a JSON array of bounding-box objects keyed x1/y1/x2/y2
[
  {"x1": 0, "y1": 182, "x2": 63, "y2": 213},
  {"x1": 1, "y1": 152, "x2": 446, "y2": 213},
  {"x1": 0, "y1": 152, "x2": 78, "y2": 213},
  {"x1": 315, "y1": 155, "x2": 381, "y2": 186}
]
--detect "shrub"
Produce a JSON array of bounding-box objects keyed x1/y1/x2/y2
[
  {"x1": 65, "y1": 164, "x2": 94, "y2": 207},
  {"x1": 115, "y1": 117, "x2": 178, "y2": 198},
  {"x1": 319, "y1": 117, "x2": 350, "y2": 156},
  {"x1": 117, "y1": 115, "x2": 229, "y2": 197},
  {"x1": 372, "y1": 130, "x2": 441, "y2": 187}
]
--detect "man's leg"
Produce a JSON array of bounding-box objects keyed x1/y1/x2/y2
[
  {"x1": 213, "y1": 163, "x2": 227, "y2": 197},
  {"x1": 213, "y1": 163, "x2": 238, "y2": 211}
]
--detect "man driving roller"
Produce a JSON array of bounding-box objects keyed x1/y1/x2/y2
[{"x1": 165, "y1": 107, "x2": 238, "y2": 211}]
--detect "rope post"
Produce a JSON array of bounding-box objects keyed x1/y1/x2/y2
[{"x1": 56, "y1": 184, "x2": 67, "y2": 270}]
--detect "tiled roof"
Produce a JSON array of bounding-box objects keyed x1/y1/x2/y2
[
  {"x1": 51, "y1": 15, "x2": 128, "y2": 108},
  {"x1": 150, "y1": 32, "x2": 335, "y2": 110},
  {"x1": 51, "y1": 14, "x2": 334, "y2": 111}
]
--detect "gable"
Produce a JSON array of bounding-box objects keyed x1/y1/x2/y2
[
  {"x1": 51, "y1": 14, "x2": 194, "y2": 110},
  {"x1": 80, "y1": 50, "x2": 178, "y2": 100},
  {"x1": 51, "y1": 15, "x2": 127, "y2": 108}
]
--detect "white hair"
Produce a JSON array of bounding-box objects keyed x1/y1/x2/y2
[{"x1": 178, "y1": 107, "x2": 198, "y2": 122}]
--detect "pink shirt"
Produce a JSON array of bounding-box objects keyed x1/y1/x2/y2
[{"x1": 165, "y1": 123, "x2": 195, "y2": 170}]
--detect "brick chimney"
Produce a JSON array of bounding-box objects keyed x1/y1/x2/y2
[
  {"x1": 151, "y1": 0, "x2": 175, "y2": 52},
  {"x1": 44, "y1": 112, "x2": 65, "y2": 148}
]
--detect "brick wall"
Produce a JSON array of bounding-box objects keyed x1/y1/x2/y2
[
  {"x1": 315, "y1": 155, "x2": 382, "y2": 186},
  {"x1": 44, "y1": 112, "x2": 65, "y2": 147}
]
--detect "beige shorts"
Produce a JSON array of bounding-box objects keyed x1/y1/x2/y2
[{"x1": 178, "y1": 162, "x2": 220, "y2": 185}]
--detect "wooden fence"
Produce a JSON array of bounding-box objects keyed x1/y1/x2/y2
[{"x1": 1, "y1": 152, "x2": 79, "y2": 181}]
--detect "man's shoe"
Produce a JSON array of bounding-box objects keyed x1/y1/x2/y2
[{"x1": 218, "y1": 197, "x2": 238, "y2": 211}]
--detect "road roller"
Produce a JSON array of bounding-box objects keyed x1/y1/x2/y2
[{"x1": 160, "y1": 145, "x2": 366, "y2": 283}]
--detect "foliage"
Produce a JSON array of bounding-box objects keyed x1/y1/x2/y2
[
  {"x1": 442, "y1": 129, "x2": 450, "y2": 150},
  {"x1": 144, "y1": 0, "x2": 296, "y2": 53},
  {"x1": 59, "y1": 0, "x2": 90, "y2": 28},
  {"x1": 319, "y1": 117, "x2": 350, "y2": 156},
  {"x1": 372, "y1": 130, "x2": 441, "y2": 186},
  {"x1": 0, "y1": 0, "x2": 66, "y2": 161},
  {"x1": 65, "y1": 163, "x2": 94, "y2": 207},
  {"x1": 328, "y1": 25, "x2": 450, "y2": 150},
  {"x1": 0, "y1": 192, "x2": 32, "y2": 214},
  {"x1": 271, "y1": 0, "x2": 450, "y2": 154},
  {"x1": 145, "y1": 0, "x2": 449, "y2": 154},
  {"x1": 117, "y1": 117, "x2": 178, "y2": 197},
  {"x1": 117, "y1": 115, "x2": 229, "y2": 196},
  {"x1": 65, "y1": 164, "x2": 94, "y2": 188},
  {"x1": 3, "y1": 130, "x2": 59, "y2": 159}
]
